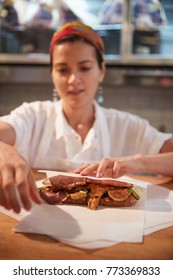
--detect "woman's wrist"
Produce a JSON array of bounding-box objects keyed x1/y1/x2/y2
[{"x1": 136, "y1": 154, "x2": 157, "y2": 173}]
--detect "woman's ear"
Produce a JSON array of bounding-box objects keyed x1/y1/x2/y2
[{"x1": 99, "y1": 62, "x2": 106, "y2": 82}]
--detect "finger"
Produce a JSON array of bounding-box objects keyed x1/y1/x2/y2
[
  {"x1": 79, "y1": 163, "x2": 99, "y2": 176},
  {"x1": 28, "y1": 170, "x2": 43, "y2": 205},
  {"x1": 112, "y1": 161, "x2": 124, "y2": 178},
  {"x1": 74, "y1": 164, "x2": 90, "y2": 174},
  {"x1": 15, "y1": 167, "x2": 42, "y2": 211},
  {"x1": 96, "y1": 158, "x2": 113, "y2": 177},
  {"x1": 0, "y1": 186, "x2": 12, "y2": 210},
  {"x1": 0, "y1": 174, "x2": 12, "y2": 210},
  {"x1": 15, "y1": 167, "x2": 33, "y2": 211},
  {"x1": 112, "y1": 162, "x2": 120, "y2": 178},
  {"x1": 1, "y1": 168, "x2": 21, "y2": 213}
]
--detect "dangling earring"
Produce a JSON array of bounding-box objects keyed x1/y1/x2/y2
[
  {"x1": 52, "y1": 88, "x2": 59, "y2": 102},
  {"x1": 97, "y1": 84, "x2": 104, "y2": 104}
]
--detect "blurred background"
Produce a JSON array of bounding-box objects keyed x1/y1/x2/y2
[{"x1": 0, "y1": 0, "x2": 173, "y2": 132}]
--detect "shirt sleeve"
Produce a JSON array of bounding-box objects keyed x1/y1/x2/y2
[
  {"x1": 0, "y1": 101, "x2": 52, "y2": 162},
  {"x1": 1, "y1": 102, "x2": 35, "y2": 147},
  {"x1": 131, "y1": 116, "x2": 172, "y2": 154},
  {"x1": 107, "y1": 109, "x2": 172, "y2": 156}
]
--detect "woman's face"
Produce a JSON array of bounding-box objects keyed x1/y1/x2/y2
[{"x1": 51, "y1": 40, "x2": 105, "y2": 109}]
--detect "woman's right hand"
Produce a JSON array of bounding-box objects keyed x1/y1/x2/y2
[{"x1": 0, "y1": 142, "x2": 42, "y2": 213}]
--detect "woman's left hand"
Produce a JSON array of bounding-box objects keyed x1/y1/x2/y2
[{"x1": 74, "y1": 155, "x2": 143, "y2": 178}]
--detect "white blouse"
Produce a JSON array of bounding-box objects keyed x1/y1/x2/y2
[{"x1": 1, "y1": 100, "x2": 172, "y2": 170}]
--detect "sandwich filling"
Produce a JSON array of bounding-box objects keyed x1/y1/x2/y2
[{"x1": 38, "y1": 175, "x2": 143, "y2": 210}]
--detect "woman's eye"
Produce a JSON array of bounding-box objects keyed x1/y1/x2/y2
[
  {"x1": 57, "y1": 68, "x2": 67, "y2": 73},
  {"x1": 80, "y1": 67, "x2": 91, "y2": 72}
]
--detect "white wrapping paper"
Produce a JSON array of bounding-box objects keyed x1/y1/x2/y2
[
  {"x1": 144, "y1": 183, "x2": 173, "y2": 235},
  {"x1": 1, "y1": 171, "x2": 173, "y2": 249},
  {"x1": 14, "y1": 171, "x2": 147, "y2": 249}
]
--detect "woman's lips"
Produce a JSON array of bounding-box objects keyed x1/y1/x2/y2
[{"x1": 68, "y1": 89, "x2": 84, "y2": 95}]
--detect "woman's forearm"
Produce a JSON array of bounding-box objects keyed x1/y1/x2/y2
[{"x1": 138, "y1": 153, "x2": 173, "y2": 177}]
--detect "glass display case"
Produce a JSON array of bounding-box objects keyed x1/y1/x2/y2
[
  {"x1": 0, "y1": 0, "x2": 172, "y2": 65},
  {"x1": 125, "y1": 0, "x2": 173, "y2": 65}
]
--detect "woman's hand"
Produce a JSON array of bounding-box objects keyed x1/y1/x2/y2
[
  {"x1": 75, "y1": 155, "x2": 143, "y2": 178},
  {"x1": 75, "y1": 152, "x2": 173, "y2": 178},
  {"x1": 0, "y1": 142, "x2": 42, "y2": 213}
]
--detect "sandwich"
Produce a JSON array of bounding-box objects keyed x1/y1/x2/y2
[{"x1": 38, "y1": 175, "x2": 143, "y2": 210}]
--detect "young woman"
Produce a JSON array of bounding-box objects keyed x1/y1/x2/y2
[{"x1": 0, "y1": 22, "x2": 173, "y2": 213}]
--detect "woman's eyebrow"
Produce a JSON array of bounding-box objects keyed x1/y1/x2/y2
[
  {"x1": 54, "y1": 60, "x2": 94, "y2": 67},
  {"x1": 54, "y1": 62, "x2": 67, "y2": 66},
  {"x1": 79, "y1": 60, "x2": 94, "y2": 64}
]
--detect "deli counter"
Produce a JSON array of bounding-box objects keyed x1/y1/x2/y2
[{"x1": 0, "y1": 0, "x2": 173, "y2": 132}]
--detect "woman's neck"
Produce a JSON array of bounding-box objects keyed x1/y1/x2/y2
[{"x1": 62, "y1": 103, "x2": 95, "y2": 142}]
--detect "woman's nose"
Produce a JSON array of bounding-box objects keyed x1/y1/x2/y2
[{"x1": 68, "y1": 72, "x2": 80, "y2": 84}]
